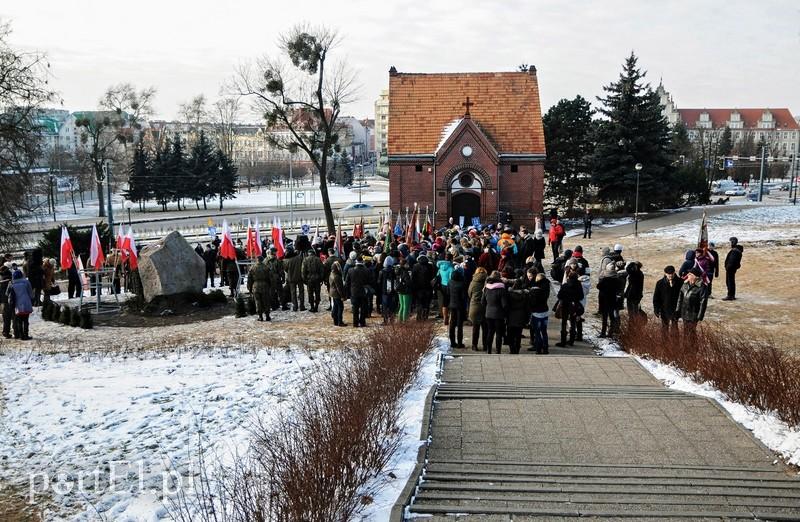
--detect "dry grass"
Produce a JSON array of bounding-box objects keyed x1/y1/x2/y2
[
  {"x1": 0, "y1": 486, "x2": 42, "y2": 522},
  {"x1": 619, "y1": 319, "x2": 800, "y2": 426},
  {"x1": 168, "y1": 320, "x2": 437, "y2": 522},
  {"x1": 575, "y1": 235, "x2": 800, "y2": 352}
]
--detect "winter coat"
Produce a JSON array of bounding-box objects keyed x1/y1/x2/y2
[
  {"x1": 653, "y1": 275, "x2": 682, "y2": 320},
  {"x1": 529, "y1": 278, "x2": 551, "y2": 314},
  {"x1": 203, "y1": 248, "x2": 217, "y2": 270},
  {"x1": 725, "y1": 246, "x2": 743, "y2": 271},
  {"x1": 596, "y1": 274, "x2": 622, "y2": 312},
  {"x1": 518, "y1": 235, "x2": 535, "y2": 264},
  {"x1": 482, "y1": 279, "x2": 508, "y2": 320},
  {"x1": 283, "y1": 251, "x2": 303, "y2": 283},
  {"x1": 7, "y1": 272, "x2": 33, "y2": 315},
  {"x1": 301, "y1": 255, "x2": 325, "y2": 284},
  {"x1": 624, "y1": 262, "x2": 644, "y2": 302},
  {"x1": 532, "y1": 237, "x2": 546, "y2": 260},
  {"x1": 247, "y1": 261, "x2": 273, "y2": 294},
  {"x1": 678, "y1": 250, "x2": 696, "y2": 279},
  {"x1": 0, "y1": 265, "x2": 11, "y2": 305},
  {"x1": 323, "y1": 255, "x2": 340, "y2": 283},
  {"x1": 477, "y1": 251, "x2": 497, "y2": 272},
  {"x1": 578, "y1": 274, "x2": 591, "y2": 309},
  {"x1": 378, "y1": 266, "x2": 397, "y2": 297},
  {"x1": 467, "y1": 271, "x2": 487, "y2": 323},
  {"x1": 548, "y1": 223, "x2": 565, "y2": 244},
  {"x1": 557, "y1": 278, "x2": 584, "y2": 316},
  {"x1": 447, "y1": 272, "x2": 467, "y2": 311},
  {"x1": 708, "y1": 248, "x2": 720, "y2": 278},
  {"x1": 328, "y1": 269, "x2": 346, "y2": 300},
  {"x1": 678, "y1": 279, "x2": 707, "y2": 322},
  {"x1": 411, "y1": 257, "x2": 434, "y2": 293},
  {"x1": 42, "y1": 261, "x2": 55, "y2": 292},
  {"x1": 266, "y1": 255, "x2": 284, "y2": 285},
  {"x1": 507, "y1": 287, "x2": 530, "y2": 328},
  {"x1": 348, "y1": 263, "x2": 370, "y2": 298},
  {"x1": 436, "y1": 260, "x2": 454, "y2": 287},
  {"x1": 395, "y1": 266, "x2": 412, "y2": 294}
]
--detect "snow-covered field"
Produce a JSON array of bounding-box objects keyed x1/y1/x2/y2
[
  {"x1": 27, "y1": 181, "x2": 389, "y2": 224},
  {"x1": 589, "y1": 332, "x2": 800, "y2": 469},
  {"x1": 643, "y1": 204, "x2": 800, "y2": 243},
  {"x1": 0, "y1": 336, "x2": 443, "y2": 521}
]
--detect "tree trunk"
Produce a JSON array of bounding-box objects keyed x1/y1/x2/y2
[
  {"x1": 96, "y1": 178, "x2": 106, "y2": 217},
  {"x1": 195, "y1": 200, "x2": 200, "y2": 210},
  {"x1": 318, "y1": 158, "x2": 335, "y2": 234},
  {"x1": 71, "y1": 190, "x2": 77, "y2": 214},
  {"x1": 219, "y1": 193, "x2": 224, "y2": 211},
  {"x1": 203, "y1": 197, "x2": 207, "y2": 210}
]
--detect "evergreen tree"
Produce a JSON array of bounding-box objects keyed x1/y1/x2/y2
[
  {"x1": 125, "y1": 140, "x2": 152, "y2": 209},
  {"x1": 188, "y1": 131, "x2": 217, "y2": 210},
  {"x1": 591, "y1": 52, "x2": 675, "y2": 211},
  {"x1": 718, "y1": 126, "x2": 733, "y2": 157},
  {"x1": 151, "y1": 142, "x2": 171, "y2": 211},
  {"x1": 212, "y1": 148, "x2": 238, "y2": 210},
  {"x1": 165, "y1": 135, "x2": 189, "y2": 210},
  {"x1": 542, "y1": 96, "x2": 595, "y2": 214},
  {"x1": 731, "y1": 133, "x2": 758, "y2": 183}
]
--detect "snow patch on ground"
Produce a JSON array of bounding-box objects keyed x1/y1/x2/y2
[
  {"x1": 0, "y1": 347, "x2": 336, "y2": 520},
  {"x1": 588, "y1": 331, "x2": 800, "y2": 468},
  {"x1": 360, "y1": 337, "x2": 447, "y2": 521},
  {"x1": 643, "y1": 204, "x2": 800, "y2": 243}
]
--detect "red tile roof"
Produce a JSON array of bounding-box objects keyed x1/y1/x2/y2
[
  {"x1": 388, "y1": 71, "x2": 545, "y2": 155},
  {"x1": 678, "y1": 108, "x2": 799, "y2": 130}
]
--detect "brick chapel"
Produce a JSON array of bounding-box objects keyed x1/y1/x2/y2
[{"x1": 388, "y1": 67, "x2": 546, "y2": 228}]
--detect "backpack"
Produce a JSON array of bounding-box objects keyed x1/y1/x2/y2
[{"x1": 397, "y1": 269, "x2": 412, "y2": 294}]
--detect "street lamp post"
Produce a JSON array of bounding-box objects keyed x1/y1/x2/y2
[
  {"x1": 634, "y1": 163, "x2": 643, "y2": 237},
  {"x1": 123, "y1": 200, "x2": 133, "y2": 228}
]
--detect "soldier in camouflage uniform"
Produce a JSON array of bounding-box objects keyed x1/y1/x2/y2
[
  {"x1": 265, "y1": 247, "x2": 286, "y2": 311},
  {"x1": 247, "y1": 256, "x2": 273, "y2": 321}
]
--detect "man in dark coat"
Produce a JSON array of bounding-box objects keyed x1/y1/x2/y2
[
  {"x1": 481, "y1": 270, "x2": 508, "y2": 354},
  {"x1": 411, "y1": 254, "x2": 434, "y2": 320},
  {"x1": 582, "y1": 209, "x2": 593, "y2": 239},
  {"x1": 652, "y1": 265, "x2": 682, "y2": 330},
  {"x1": 203, "y1": 244, "x2": 218, "y2": 288},
  {"x1": 722, "y1": 237, "x2": 743, "y2": 301},
  {"x1": 707, "y1": 242, "x2": 720, "y2": 298},
  {"x1": 678, "y1": 267, "x2": 707, "y2": 336},
  {"x1": 624, "y1": 261, "x2": 644, "y2": 315},
  {"x1": 348, "y1": 259, "x2": 370, "y2": 327},
  {"x1": 301, "y1": 250, "x2": 325, "y2": 312},
  {"x1": 0, "y1": 262, "x2": 12, "y2": 338},
  {"x1": 555, "y1": 270, "x2": 584, "y2": 347},
  {"x1": 323, "y1": 248, "x2": 340, "y2": 311}
]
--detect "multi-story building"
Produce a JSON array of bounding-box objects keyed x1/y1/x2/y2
[
  {"x1": 657, "y1": 84, "x2": 800, "y2": 157},
  {"x1": 374, "y1": 89, "x2": 389, "y2": 176},
  {"x1": 33, "y1": 109, "x2": 81, "y2": 156}
]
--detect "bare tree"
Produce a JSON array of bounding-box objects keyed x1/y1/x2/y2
[
  {"x1": 179, "y1": 93, "x2": 210, "y2": 145},
  {"x1": 211, "y1": 96, "x2": 240, "y2": 158},
  {"x1": 233, "y1": 24, "x2": 358, "y2": 233},
  {"x1": 75, "y1": 83, "x2": 155, "y2": 217},
  {"x1": 0, "y1": 20, "x2": 58, "y2": 251}
]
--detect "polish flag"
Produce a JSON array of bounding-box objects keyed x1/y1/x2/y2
[
  {"x1": 90, "y1": 224, "x2": 105, "y2": 269},
  {"x1": 219, "y1": 219, "x2": 237, "y2": 260},
  {"x1": 76, "y1": 256, "x2": 89, "y2": 290},
  {"x1": 246, "y1": 218, "x2": 262, "y2": 258},
  {"x1": 125, "y1": 227, "x2": 138, "y2": 270},
  {"x1": 60, "y1": 226, "x2": 74, "y2": 270},
  {"x1": 271, "y1": 217, "x2": 285, "y2": 259},
  {"x1": 116, "y1": 225, "x2": 128, "y2": 262}
]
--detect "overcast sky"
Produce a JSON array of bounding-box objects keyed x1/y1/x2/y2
[{"x1": 3, "y1": 0, "x2": 799, "y2": 122}]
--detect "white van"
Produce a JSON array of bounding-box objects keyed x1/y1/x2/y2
[{"x1": 711, "y1": 179, "x2": 737, "y2": 195}]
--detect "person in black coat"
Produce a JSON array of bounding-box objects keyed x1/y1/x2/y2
[
  {"x1": 506, "y1": 277, "x2": 529, "y2": 354},
  {"x1": 723, "y1": 237, "x2": 743, "y2": 300},
  {"x1": 624, "y1": 261, "x2": 644, "y2": 315},
  {"x1": 652, "y1": 265, "x2": 682, "y2": 331},
  {"x1": 348, "y1": 260, "x2": 370, "y2": 327},
  {"x1": 411, "y1": 255, "x2": 434, "y2": 320},
  {"x1": 597, "y1": 262, "x2": 624, "y2": 338},
  {"x1": 527, "y1": 271, "x2": 551, "y2": 354},
  {"x1": 555, "y1": 268, "x2": 584, "y2": 347},
  {"x1": 202, "y1": 244, "x2": 218, "y2": 288},
  {"x1": 707, "y1": 242, "x2": 720, "y2": 298},
  {"x1": 447, "y1": 269, "x2": 467, "y2": 348},
  {"x1": 582, "y1": 209, "x2": 593, "y2": 239},
  {"x1": 481, "y1": 270, "x2": 508, "y2": 354}
]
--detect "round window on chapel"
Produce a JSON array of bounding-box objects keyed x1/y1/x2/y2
[{"x1": 459, "y1": 173, "x2": 474, "y2": 188}]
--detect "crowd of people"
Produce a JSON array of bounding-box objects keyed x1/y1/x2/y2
[{"x1": 1, "y1": 212, "x2": 745, "y2": 346}]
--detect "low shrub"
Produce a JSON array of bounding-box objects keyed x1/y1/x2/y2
[
  {"x1": 234, "y1": 296, "x2": 247, "y2": 318},
  {"x1": 70, "y1": 308, "x2": 81, "y2": 328},
  {"x1": 168, "y1": 320, "x2": 437, "y2": 522},
  {"x1": 79, "y1": 308, "x2": 93, "y2": 329},
  {"x1": 246, "y1": 296, "x2": 257, "y2": 315},
  {"x1": 59, "y1": 306, "x2": 72, "y2": 326},
  {"x1": 619, "y1": 319, "x2": 800, "y2": 426},
  {"x1": 41, "y1": 300, "x2": 53, "y2": 322}
]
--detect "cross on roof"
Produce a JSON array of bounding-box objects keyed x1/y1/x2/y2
[{"x1": 462, "y1": 96, "x2": 474, "y2": 118}]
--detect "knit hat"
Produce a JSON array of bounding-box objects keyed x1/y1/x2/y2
[{"x1": 689, "y1": 266, "x2": 703, "y2": 277}]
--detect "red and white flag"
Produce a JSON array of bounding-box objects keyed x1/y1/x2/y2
[
  {"x1": 334, "y1": 218, "x2": 343, "y2": 257},
  {"x1": 246, "y1": 218, "x2": 262, "y2": 258},
  {"x1": 90, "y1": 224, "x2": 105, "y2": 269},
  {"x1": 76, "y1": 256, "x2": 89, "y2": 290},
  {"x1": 220, "y1": 219, "x2": 237, "y2": 260},
  {"x1": 271, "y1": 217, "x2": 285, "y2": 259},
  {"x1": 697, "y1": 209, "x2": 709, "y2": 253},
  {"x1": 60, "y1": 226, "x2": 74, "y2": 270},
  {"x1": 116, "y1": 225, "x2": 128, "y2": 262},
  {"x1": 125, "y1": 227, "x2": 138, "y2": 270}
]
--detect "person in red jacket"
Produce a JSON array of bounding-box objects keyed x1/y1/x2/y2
[{"x1": 548, "y1": 218, "x2": 566, "y2": 262}]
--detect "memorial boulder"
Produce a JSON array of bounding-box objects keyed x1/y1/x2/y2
[{"x1": 138, "y1": 231, "x2": 205, "y2": 303}]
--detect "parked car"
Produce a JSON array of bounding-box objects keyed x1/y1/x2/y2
[
  {"x1": 339, "y1": 203, "x2": 374, "y2": 214},
  {"x1": 746, "y1": 187, "x2": 770, "y2": 201},
  {"x1": 725, "y1": 187, "x2": 746, "y2": 196}
]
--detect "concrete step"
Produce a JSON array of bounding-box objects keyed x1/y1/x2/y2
[{"x1": 436, "y1": 382, "x2": 698, "y2": 400}]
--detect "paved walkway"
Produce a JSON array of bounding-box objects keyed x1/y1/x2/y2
[{"x1": 394, "y1": 328, "x2": 800, "y2": 520}]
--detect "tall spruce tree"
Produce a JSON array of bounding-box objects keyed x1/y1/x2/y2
[
  {"x1": 152, "y1": 141, "x2": 171, "y2": 211},
  {"x1": 591, "y1": 52, "x2": 674, "y2": 211},
  {"x1": 188, "y1": 131, "x2": 217, "y2": 210},
  {"x1": 125, "y1": 140, "x2": 151, "y2": 210},
  {"x1": 212, "y1": 149, "x2": 238, "y2": 210},
  {"x1": 166, "y1": 135, "x2": 189, "y2": 211},
  {"x1": 543, "y1": 96, "x2": 595, "y2": 215},
  {"x1": 718, "y1": 126, "x2": 733, "y2": 158}
]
